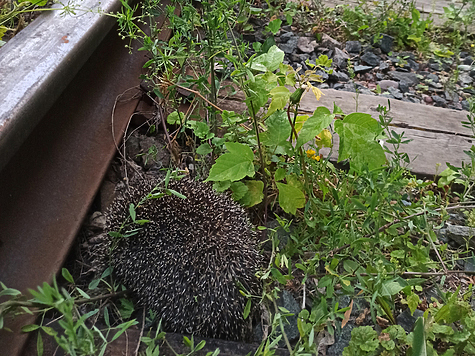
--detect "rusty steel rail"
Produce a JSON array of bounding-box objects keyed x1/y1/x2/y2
[{"x1": 0, "y1": 1, "x2": 176, "y2": 355}]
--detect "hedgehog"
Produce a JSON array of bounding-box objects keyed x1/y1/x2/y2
[{"x1": 91, "y1": 175, "x2": 262, "y2": 341}]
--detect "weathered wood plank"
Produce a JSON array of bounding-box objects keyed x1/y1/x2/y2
[
  {"x1": 217, "y1": 89, "x2": 473, "y2": 177},
  {"x1": 298, "y1": 89, "x2": 472, "y2": 137},
  {"x1": 320, "y1": 0, "x2": 475, "y2": 31}
]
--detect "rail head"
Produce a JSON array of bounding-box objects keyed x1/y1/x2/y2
[{"x1": 0, "y1": 0, "x2": 123, "y2": 172}]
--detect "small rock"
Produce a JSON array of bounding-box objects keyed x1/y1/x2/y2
[
  {"x1": 276, "y1": 291, "x2": 301, "y2": 343},
  {"x1": 333, "y1": 83, "x2": 345, "y2": 90},
  {"x1": 399, "y1": 81, "x2": 410, "y2": 93},
  {"x1": 361, "y1": 51, "x2": 381, "y2": 67},
  {"x1": 423, "y1": 95, "x2": 433, "y2": 104},
  {"x1": 343, "y1": 83, "x2": 357, "y2": 92},
  {"x1": 327, "y1": 324, "x2": 356, "y2": 356},
  {"x1": 279, "y1": 31, "x2": 295, "y2": 42},
  {"x1": 379, "y1": 61, "x2": 390, "y2": 71},
  {"x1": 388, "y1": 86, "x2": 403, "y2": 99},
  {"x1": 330, "y1": 70, "x2": 350, "y2": 82},
  {"x1": 297, "y1": 37, "x2": 318, "y2": 53},
  {"x1": 316, "y1": 69, "x2": 329, "y2": 81},
  {"x1": 459, "y1": 73, "x2": 473, "y2": 86},
  {"x1": 426, "y1": 73, "x2": 439, "y2": 83},
  {"x1": 470, "y1": 69, "x2": 475, "y2": 79},
  {"x1": 291, "y1": 53, "x2": 310, "y2": 63},
  {"x1": 458, "y1": 64, "x2": 472, "y2": 71},
  {"x1": 375, "y1": 72, "x2": 385, "y2": 80},
  {"x1": 462, "y1": 56, "x2": 473, "y2": 65},
  {"x1": 448, "y1": 102, "x2": 462, "y2": 110},
  {"x1": 445, "y1": 90, "x2": 459, "y2": 102},
  {"x1": 462, "y1": 100, "x2": 470, "y2": 111},
  {"x1": 432, "y1": 95, "x2": 447, "y2": 107},
  {"x1": 407, "y1": 58, "x2": 420, "y2": 71},
  {"x1": 447, "y1": 223, "x2": 475, "y2": 248},
  {"x1": 378, "y1": 80, "x2": 398, "y2": 90},
  {"x1": 321, "y1": 33, "x2": 342, "y2": 50},
  {"x1": 397, "y1": 309, "x2": 424, "y2": 333},
  {"x1": 374, "y1": 33, "x2": 394, "y2": 54},
  {"x1": 332, "y1": 48, "x2": 349, "y2": 70},
  {"x1": 279, "y1": 37, "x2": 298, "y2": 54},
  {"x1": 428, "y1": 81, "x2": 443, "y2": 89},
  {"x1": 358, "y1": 87, "x2": 375, "y2": 96},
  {"x1": 388, "y1": 71, "x2": 419, "y2": 86},
  {"x1": 345, "y1": 40, "x2": 361, "y2": 54},
  {"x1": 319, "y1": 83, "x2": 330, "y2": 89},
  {"x1": 354, "y1": 65, "x2": 373, "y2": 73}
]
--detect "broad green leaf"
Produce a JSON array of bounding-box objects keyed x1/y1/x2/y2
[
  {"x1": 381, "y1": 279, "x2": 406, "y2": 297},
  {"x1": 294, "y1": 115, "x2": 309, "y2": 133},
  {"x1": 193, "y1": 122, "x2": 211, "y2": 139},
  {"x1": 206, "y1": 143, "x2": 255, "y2": 182},
  {"x1": 196, "y1": 143, "x2": 212, "y2": 155},
  {"x1": 296, "y1": 107, "x2": 334, "y2": 148},
  {"x1": 276, "y1": 182, "x2": 305, "y2": 215},
  {"x1": 245, "y1": 77, "x2": 271, "y2": 113},
  {"x1": 230, "y1": 182, "x2": 248, "y2": 201},
  {"x1": 249, "y1": 45, "x2": 285, "y2": 72},
  {"x1": 261, "y1": 110, "x2": 291, "y2": 146},
  {"x1": 239, "y1": 180, "x2": 264, "y2": 207},
  {"x1": 315, "y1": 129, "x2": 332, "y2": 149},
  {"x1": 412, "y1": 317, "x2": 427, "y2": 356},
  {"x1": 266, "y1": 19, "x2": 282, "y2": 35},
  {"x1": 407, "y1": 293, "x2": 420, "y2": 315},
  {"x1": 274, "y1": 168, "x2": 286, "y2": 181},
  {"x1": 213, "y1": 181, "x2": 231, "y2": 192},
  {"x1": 167, "y1": 111, "x2": 184, "y2": 125},
  {"x1": 37, "y1": 332, "x2": 43, "y2": 356},
  {"x1": 334, "y1": 113, "x2": 386, "y2": 171},
  {"x1": 267, "y1": 87, "x2": 291, "y2": 117}
]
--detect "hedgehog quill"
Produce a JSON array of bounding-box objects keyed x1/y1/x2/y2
[{"x1": 91, "y1": 176, "x2": 262, "y2": 341}]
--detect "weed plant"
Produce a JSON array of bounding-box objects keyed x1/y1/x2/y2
[{"x1": 2, "y1": 0, "x2": 475, "y2": 355}]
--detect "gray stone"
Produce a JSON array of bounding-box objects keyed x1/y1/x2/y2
[
  {"x1": 388, "y1": 71, "x2": 419, "y2": 86},
  {"x1": 330, "y1": 70, "x2": 350, "y2": 82},
  {"x1": 354, "y1": 65, "x2": 373, "y2": 73},
  {"x1": 378, "y1": 80, "x2": 398, "y2": 90},
  {"x1": 332, "y1": 48, "x2": 349, "y2": 70},
  {"x1": 333, "y1": 83, "x2": 345, "y2": 90},
  {"x1": 375, "y1": 72, "x2": 385, "y2": 80},
  {"x1": 297, "y1": 37, "x2": 318, "y2": 53},
  {"x1": 446, "y1": 223, "x2": 475, "y2": 248},
  {"x1": 470, "y1": 69, "x2": 475, "y2": 79},
  {"x1": 459, "y1": 73, "x2": 473, "y2": 86},
  {"x1": 428, "y1": 81, "x2": 443, "y2": 89},
  {"x1": 345, "y1": 40, "x2": 361, "y2": 53},
  {"x1": 462, "y1": 56, "x2": 473, "y2": 65},
  {"x1": 445, "y1": 90, "x2": 459, "y2": 102},
  {"x1": 462, "y1": 100, "x2": 470, "y2": 111},
  {"x1": 374, "y1": 33, "x2": 394, "y2": 54},
  {"x1": 276, "y1": 291, "x2": 301, "y2": 343},
  {"x1": 279, "y1": 31, "x2": 295, "y2": 42},
  {"x1": 279, "y1": 37, "x2": 298, "y2": 54},
  {"x1": 316, "y1": 69, "x2": 329, "y2": 81},
  {"x1": 343, "y1": 83, "x2": 357, "y2": 92},
  {"x1": 321, "y1": 33, "x2": 342, "y2": 50},
  {"x1": 388, "y1": 86, "x2": 403, "y2": 99},
  {"x1": 397, "y1": 308, "x2": 424, "y2": 333},
  {"x1": 407, "y1": 58, "x2": 420, "y2": 71},
  {"x1": 319, "y1": 83, "x2": 330, "y2": 89},
  {"x1": 290, "y1": 53, "x2": 310, "y2": 63},
  {"x1": 426, "y1": 73, "x2": 439, "y2": 83},
  {"x1": 379, "y1": 61, "x2": 390, "y2": 71},
  {"x1": 358, "y1": 88, "x2": 375, "y2": 96},
  {"x1": 327, "y1": 324, "x2": 356, "y2": 356},
  {"x1": 432, "y1": 95, "x2": 447, "y2": 107},
  {"x1": 399, "y1": 81, "x2": 410, "y2": 93},
  {"x1": 458, "y1": 64, "x2": 472, "y2": 71},
  {"x1": 361, "y1": 52, "x2": 381, "y2": 67}
]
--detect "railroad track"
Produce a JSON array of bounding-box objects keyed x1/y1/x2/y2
[{"x1": 0, "y1": 1, "x2": 174, "y2": 354}]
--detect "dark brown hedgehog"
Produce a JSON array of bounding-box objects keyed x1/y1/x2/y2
[{"x1": 93, "y1": 176, "x2": 262, "y2": 341}]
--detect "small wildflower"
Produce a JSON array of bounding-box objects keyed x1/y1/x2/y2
[
  {"x1": 306, "y1": 149, "x2": 316, "y2": 158},
  {"x1": 472, "y1": 44, "x2": 474, "y2": 48}
]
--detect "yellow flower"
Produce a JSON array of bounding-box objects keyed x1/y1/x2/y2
[
  {"x1": 306, "y1": 149, "x2": 316, "y2": 158},
  {"x1": 472, "y1": 44, "x2": 475, "y2": 47}
]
